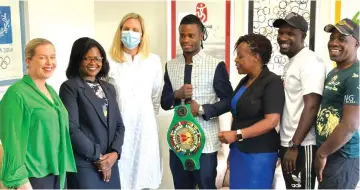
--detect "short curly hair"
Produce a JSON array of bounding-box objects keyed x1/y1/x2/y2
[
  {"x1": 234, "y1": 33, "x2": 272, "y2": 65},
  {"x1": 180, "y1": 14, "x2": 208, "y2": 49}
]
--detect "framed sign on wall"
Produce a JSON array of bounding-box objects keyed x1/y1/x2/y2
[
  {"x1": 248, "y1": 0, "x2": 316, "y2": 76},
  {"x1": 0, "y1": 1, "x2": 26, "y2": 87},
  {"x1": 169, "y1": 0, "x2": 232, "y2": 73}
]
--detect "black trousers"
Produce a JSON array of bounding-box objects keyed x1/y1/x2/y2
[
  {"x1": 67, "y1": 163, "x2": 120, "y2": 189},
  {"x1": 29, "y1": 174, "x2": 60, "y2": 189},
  {"x1": 318, "y1": 152, "x2": 359, "y2": 189},
  {"x1": 169, "y1": 150, "x2": 218, "y2": 189},
  {"x1": 279, "y1": 145, "x2": 317, "y2": 189}
]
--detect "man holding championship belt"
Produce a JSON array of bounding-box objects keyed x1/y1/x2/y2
[{"x1": 161, "y1": 14, "x2": 232, "y2": 189}]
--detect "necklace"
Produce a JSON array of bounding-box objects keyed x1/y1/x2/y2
[{"x1": 246, "y1": 69, "x2": 262, "y2": 87}]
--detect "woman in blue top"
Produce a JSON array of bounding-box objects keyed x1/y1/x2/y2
[{"x1": 218, "y1": 33, "x2": 285, "y2": 189}]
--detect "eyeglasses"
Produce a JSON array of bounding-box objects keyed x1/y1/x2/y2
[{"x1": 83, "y1": 56, "x2": 103, "y2": 63}]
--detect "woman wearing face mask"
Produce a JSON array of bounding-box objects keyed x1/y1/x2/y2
[
  {"x1": 59, "y1": 37, "x2": 125, "y2": 189},
  {"x1": 0, "y1": 38, "x2": 76, "y2": 189},
  {"x1": 108, "y1": 12, "x2": 163, "y2": 190}
]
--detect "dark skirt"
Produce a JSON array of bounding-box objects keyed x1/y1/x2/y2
[
  {"x1": 229, "y1": 143, "x2": 278, "y2": 189},
  {"x1": 67, "y1": 163, "x2": 120, "y2": 189}
]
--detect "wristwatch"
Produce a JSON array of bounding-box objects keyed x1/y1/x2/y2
[
  {"x1": 236, "y1": 129, "x2": 243, "y2": 142},
  {"x1": 288, "y1": 140, "x2": 300, "y2": 149},
  {"x1": 198, "y1": 105, "x2": 205, "y2": 115}
]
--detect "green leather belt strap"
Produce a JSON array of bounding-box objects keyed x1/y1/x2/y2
[{"x1": 167, "y1": 103, "x2": 205, "y2": 171}]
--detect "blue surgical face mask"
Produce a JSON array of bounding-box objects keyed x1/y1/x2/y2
[{"x1": 121, "y1": 31, "x2": 141, "y2": 49}]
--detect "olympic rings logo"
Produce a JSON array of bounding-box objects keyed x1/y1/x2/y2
[
  {"x1": 273, "y1": 55, "x2": 287, "y2": 65},
  {"x1": 0, "y1": 56, "x2": 10, "y2": 69}
]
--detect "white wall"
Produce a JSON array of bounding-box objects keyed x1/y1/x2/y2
[
  {"x1": 314, "y1": 0, "x2": 333, "y2": 72},
  {"x1": 26, "y1": 0, "x2": 96, "y2": 91},
  {"x1": 94, "y1": 1, "x2": 168, "y2": 66}
]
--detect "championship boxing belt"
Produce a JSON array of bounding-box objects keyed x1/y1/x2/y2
[{"x1": 167, "y1": 103, "x2": 205, "y2": 171}]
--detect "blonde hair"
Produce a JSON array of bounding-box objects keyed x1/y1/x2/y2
[
  {"x1": 25, "y1": 38, "x2": 54, "y2": 60},
  {"x1": 110, "y1": 13, "x2": 150, "y2": 63}
]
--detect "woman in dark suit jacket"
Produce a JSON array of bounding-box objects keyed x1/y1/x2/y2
[
  {"x1": 218, "y1": 34, "x2": 285, "y2": 189},
  {"x1": 59, "y1": 37, "x2": 125, "y2": 189}
]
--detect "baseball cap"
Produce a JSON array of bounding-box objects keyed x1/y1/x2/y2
[
  {"x1": 324, "y1": 18, "x2": 359, "y2": 41},
  {"x1": 273, "y1": 12, "x2": 308, "y2": 32}
]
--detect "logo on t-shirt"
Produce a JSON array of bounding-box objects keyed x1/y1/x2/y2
[
  {"x1": 325, "y1": 75, "x2": 340, "y2": 91},
  {"x1": 344, "y1": 95, "x2": 356, "y2": 104},
  {"x1": 317, "y1": 106, "x2": 340, "y2": 138}
]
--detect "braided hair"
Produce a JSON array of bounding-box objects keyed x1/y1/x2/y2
[
  {"x1": 234, "y1": 33, "x2": 272, "y2": 66},
  {"x1": 179, "y1": 14, "x2": 208, "y2": 49}
]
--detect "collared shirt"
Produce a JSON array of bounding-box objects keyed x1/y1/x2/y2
[
  {"x1": 0, "y1": 75, "x2": 76, "y2": 189},
  {"x1": 161, "y1": 51, "x2": 233, "y2": 153}
]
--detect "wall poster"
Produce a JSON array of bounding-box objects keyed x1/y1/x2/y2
[
  {"x1": 170, "y1": 0, "x2": 231, "y2": 72},
  {"x1": 0, "y1": 0, "x2": 26, "y2": 87},
  {"x1": 248, "y1": 0, "x2": 316, "y2": 76}
]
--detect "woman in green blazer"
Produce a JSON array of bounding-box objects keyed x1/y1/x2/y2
[{"x1": 0, "y1": 38, "x2": 76, "y2": 189}]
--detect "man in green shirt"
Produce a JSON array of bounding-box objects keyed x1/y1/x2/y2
[{"x1": 315, "y1": 18, "x2": 359, "y2": 189}]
